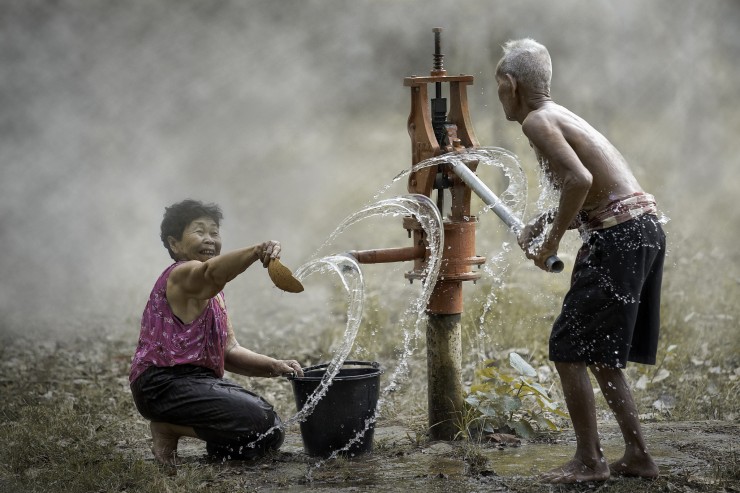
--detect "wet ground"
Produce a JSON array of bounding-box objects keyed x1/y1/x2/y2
[{"x1": 166, "y1": 420, "x2": 739, "y2": 492}]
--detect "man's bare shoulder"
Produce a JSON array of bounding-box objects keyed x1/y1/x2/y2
[
  {"x1": 521, "y1": 108, "x2": 547, "y2": 129},
  {"x1": 525, "y1": 102, "x2": 574, "y2": 124},
  {"x1": 522, "y1": 107, "x2": 574, "y2": 149},
  {"x1": 522, "y1": 105, "x2": 568, "y2": 135}
]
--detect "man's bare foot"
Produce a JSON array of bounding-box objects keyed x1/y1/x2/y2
[
  {"x1": 539, "y1": 458, "x2": 610, "y2": 484},
  {"x1": 609, "y1": 453, "x2": 659, "y2": 478},
  {"x1": 150, "y1": 422, "x2": 179, "y2": 475}
]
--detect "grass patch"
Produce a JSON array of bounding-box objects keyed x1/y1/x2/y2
[
  {"x1": 0, "y1": 338, "x2": 161, "y2": 492},
  {"x1": 459, "y1": 241, "x2": 740, "y2": 427},
  {"x1": 0, "y1": 235, "x2": 737, "y2": 491}
]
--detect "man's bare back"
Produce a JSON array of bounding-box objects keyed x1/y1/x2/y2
[{"x1": 524, "y1": 101, "x2": 643, "y2": 216}]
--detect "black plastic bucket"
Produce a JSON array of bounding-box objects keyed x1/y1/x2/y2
[{"x1": 289, "y1": 361, "x2": 382, "y2": 458}]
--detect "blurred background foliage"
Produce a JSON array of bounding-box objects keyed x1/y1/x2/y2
[{"x1": 0, "y1": 0, "x2": 737, "y2": 364}]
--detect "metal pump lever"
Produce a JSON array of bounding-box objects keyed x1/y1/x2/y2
[{"x1": 448, "y1": 161, "x2": 564, "y2": 273}]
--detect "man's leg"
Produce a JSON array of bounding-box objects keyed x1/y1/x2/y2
[
  {"x1": 540, "y1": 362, "x2": 610, "y2": 483},
  {"x1": 590, "y1": 365, "x2": 659, "y2": 478}
]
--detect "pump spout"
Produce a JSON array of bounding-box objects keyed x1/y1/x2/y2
[
  {"x1": 448, "y1": 161, "x2": 564, "y2": 273},
  {"x1": 347, "y1": 245, "x2": 426, "y2": 265}
]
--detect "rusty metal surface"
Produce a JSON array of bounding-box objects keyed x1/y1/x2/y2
[
  {"x1": 348, "y1": 245, "x2": 425, "y2": 264},
  {"x1": 403, "y1": 75, "x2": 474, "y2": 86},
  {"x1": 427, "y1": 279, "x2": 463, "y2": 315},
  {"x1": 406, "y1": 83, "x2": 439, "y2": 195},
  {"x1": 400, "y1": 28, "x2": 493, "y2": 437},
  {"x1": 447, "y1": 81, "x2": 479, "y2": 149},
  {"x1": 402, "y1": 29, "x2": 485, "y2": 316}
]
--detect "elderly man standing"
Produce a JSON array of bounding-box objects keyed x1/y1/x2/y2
[{"x1": 494, "y1": 38, "x2": 665, "y2": 483}]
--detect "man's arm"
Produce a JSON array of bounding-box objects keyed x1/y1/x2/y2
[
  {"x1": 517, "y1": 210, "x2": 549, "y2": 251},
  {"x1": 522, "y1": 115, "x2": 592, "y2": 268}
]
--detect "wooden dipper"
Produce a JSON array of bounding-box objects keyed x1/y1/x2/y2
[{"x1": 267, "y1": 258, "x2": 304, "y2": 293}]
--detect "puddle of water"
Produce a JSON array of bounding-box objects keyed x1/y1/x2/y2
[
  {"x1": 480, "y1": 441, "x2": 626, "y2": 477},
  {"x1": 483, "y1": 443, "x2": 571, "y2": 477},
  {"x1": 482, "y1": 426, "x2": 718, "y2": 478},
  {"x1": 257, "y1": 455, "x2": 468, "y2": 493}
]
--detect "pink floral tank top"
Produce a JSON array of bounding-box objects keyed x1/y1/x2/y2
[{"x1": 129, "y1": 262, "x2": 229, "y2": 384}]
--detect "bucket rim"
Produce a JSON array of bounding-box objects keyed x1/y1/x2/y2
[{"x1": 288, "y1": 360, "x2": 382, "y2": 381}]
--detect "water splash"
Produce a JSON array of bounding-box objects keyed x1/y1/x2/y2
[
  {"x1": 287, "y1": 254, "x2": 366, "y2": 426},
  {"x1": 472, "y1": 241, "x2": 513, "y2": 360},
  {"x1": 230, "y1": 254, "x2": 365, "y2": 458},
  {"x1": 534, "y1": 157, "x2": 560, "y2": 216},
  {"x1": 373, "y1": 147, "x2": 527, "y2": 221},
  {"x1": 310, "y1": 194, "x2": 445, "y2": 463},
  {"x1": 251, "y1": 194, "x2": 445, "y2": 466},
  {"x1": 348, "y1": 195, "x2": 442, "y2": 395},
  {"x1": 246, "y1": 151, "x2": 533, "y2": 463},
  {"x1": 467, "y1": 147, "x2": 527, "y2": 220},
  {"x1": 301, "y1": 152, "x2": 531, "y2": 462},
  {"x1": 379, "y1": 148, "x2": 529, "y2": 362},
  {"x1": 371, "y1": 149, "x2": 534, "y2": 399}
]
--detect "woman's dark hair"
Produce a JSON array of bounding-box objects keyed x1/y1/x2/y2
[{"x1": 160, "y1": 199, "x2": 223, "y2": 260}]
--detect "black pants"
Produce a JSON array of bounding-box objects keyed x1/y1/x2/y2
[
  {"x1": 131, "y1": 364, "x2": 284, "y2": 460},
  {"x1": 550, "y1": 214, "x2": 666, "y2": 367}
]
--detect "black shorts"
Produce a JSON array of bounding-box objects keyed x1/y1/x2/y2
[
  {"x1": 130, "y1": 364, "x2": 284, "y2": 459},
  {"x1": 549, "y1": 214, "x2": 666, "y2": 367}
]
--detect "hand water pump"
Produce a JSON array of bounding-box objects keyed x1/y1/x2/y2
[{"x1": 350, "y1": 28, "x2": 560, "y2": 440}]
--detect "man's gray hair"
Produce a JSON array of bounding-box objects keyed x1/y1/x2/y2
[{"x1": 496, "y1": 38, "x2": 552, "y2": 94}]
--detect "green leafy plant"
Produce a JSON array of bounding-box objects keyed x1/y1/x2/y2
[{"x1": 464, "y1": 352, "x2": 569, "y2": 439}]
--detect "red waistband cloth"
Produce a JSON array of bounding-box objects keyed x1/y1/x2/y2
[{"x1": 579, "y1": 192, "x2": 658, "y2": 232}]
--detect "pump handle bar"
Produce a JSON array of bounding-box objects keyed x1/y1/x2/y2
[{"x1": 448, "y1": 161, "x2": 564, "y2": 273}]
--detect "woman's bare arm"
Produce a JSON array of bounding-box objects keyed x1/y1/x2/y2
[
  {"x1": 165, "y1": 241, "x2": 280, "y2": 324},
  {"x1": 223, "y1": 315, "x2": 303, "y2": 377},
  {"x1": 169, "y1": 245, "x2": 263, "y2": 300}
]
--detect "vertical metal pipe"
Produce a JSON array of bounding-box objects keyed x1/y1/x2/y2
[
  {"x1": 433, "y1": 27, "x2": 443, "y2": 99},
  {"x1": 426, "y1": 313, "x2": 463, "y2": 441}
]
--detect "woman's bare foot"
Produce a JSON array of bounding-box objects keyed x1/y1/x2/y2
[
  {"x1": 539, "y1": 458, "x2": 610, "y2": 484},
  {"x1": 150, "y1": 422, "x2": 179, "y2": 475},
  {"x1": 609, "y1": 452, "x2": 659, "y2": 478}
]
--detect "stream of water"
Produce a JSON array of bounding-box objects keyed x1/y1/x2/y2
[
  {"x1": 282, "y1": 149, "x2": 529, "y2": 463},
  {"x1": 307, "y1": 194, "x2": 444, "y2": 464},
  {"x1": 239, "y1": 148, "x2": 543, "y2": 464},
  {"x1": 374, "y1": 147, "x2": 527, "y2": 217},
  {"x1": 395, "y1": 148, "x2": 530, "y2": 361},
  {"x1": 241, "y1": 194, "x2": 444, "y2": 461}
]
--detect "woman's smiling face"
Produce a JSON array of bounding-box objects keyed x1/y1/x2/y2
[{"x1": 168, "y1": 216, "x2": 222, "y2": 262}]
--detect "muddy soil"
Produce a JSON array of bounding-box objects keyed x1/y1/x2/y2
[
  {"x1": 2, "y1": 335, "x2": 737, "y2": 493},
  {"x1": 158, "y1": 420, "x2": 738, "y2": 492}
]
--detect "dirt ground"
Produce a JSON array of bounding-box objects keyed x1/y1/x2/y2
[
  {"x1": 148, "y1": 419, "x2": 739, "y2": 492},
  {"x1": 1, "y1": 335, "x2": 737, "y2": 493}
]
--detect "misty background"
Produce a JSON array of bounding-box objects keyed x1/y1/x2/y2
[{"x1": 1, "y1": 0, "x2": 738, "y2": 343}]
